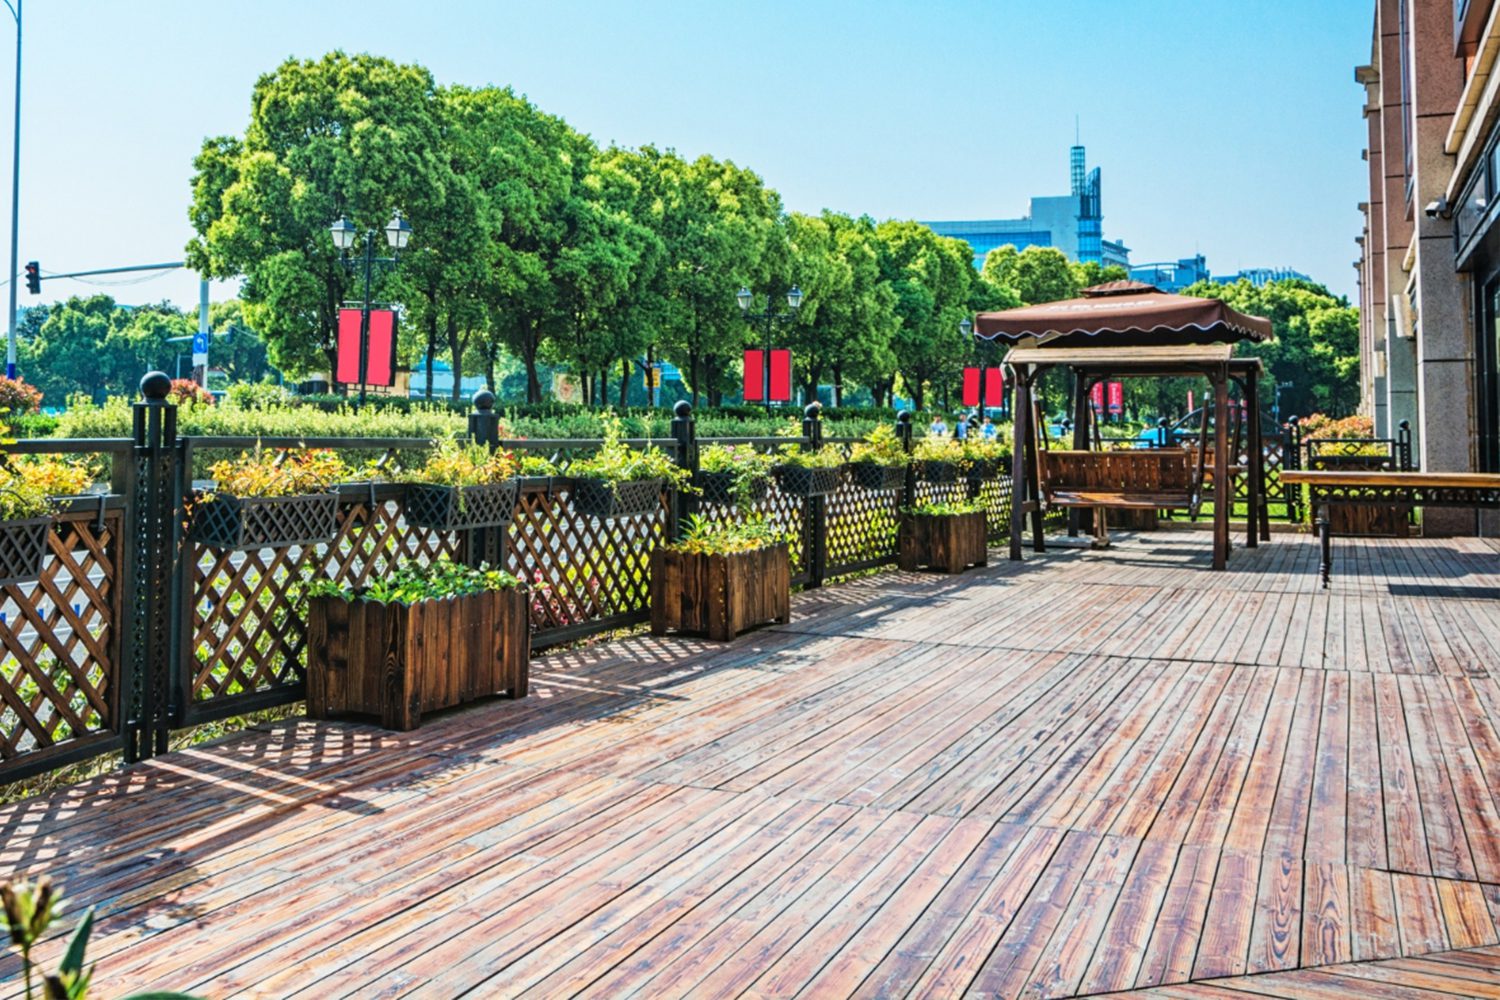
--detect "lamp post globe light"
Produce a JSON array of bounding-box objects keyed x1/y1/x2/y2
[
  {"x1": 736, "y1": 284, "x2": 801, "y2": 411},
  {"x1": 329, "y1": 211, "x2": 412, "y2": 404}
]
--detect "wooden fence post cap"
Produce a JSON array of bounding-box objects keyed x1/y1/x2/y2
[
  {"x1": 804, "y1": 402, "x2": 821, "y2": 418},
  {"x1": 673, "y1": 400, "x2": 692, "y2": 418},
  {"x1": 140, "y1": 371, "x2": 172, "y2": 400},
  {"x1": 896, "y1": 410, "x2": 911, "y2": 425},
  {"x1": 472, "y1": 389, "x2": 496, "y2": 412}
]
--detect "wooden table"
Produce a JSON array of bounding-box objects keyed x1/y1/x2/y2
[{"x1": 1282, "y1": 469, "x2": 1500, "y2": 586}]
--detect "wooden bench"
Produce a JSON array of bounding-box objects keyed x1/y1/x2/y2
[
  {"x1": 1282, "y1": 469, "x2": 1500, "y2": 587},
  {"x1": 1040, "y1": 449, "x2": 1199, "y2": 547}
]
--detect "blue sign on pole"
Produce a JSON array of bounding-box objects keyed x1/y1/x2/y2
[{"x1": 191, "y1": 333, "x2": 211, "y2": 355}]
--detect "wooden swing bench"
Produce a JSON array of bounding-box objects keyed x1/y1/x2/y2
[{"x1": 1039, "y1": 449, "x2": 1201, "y2": 546}]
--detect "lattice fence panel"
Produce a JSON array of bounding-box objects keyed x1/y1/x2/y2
[
  {"x1": 825, "y1": 479, "x2": 900, "y2": 573},
  {"x1": 189, "y1": 497, "x2": 462, "y2": 707},
  {"x1": 508, "y1": 481, "x2": 667, "y2": 635},
  {"x1": 0, "y1": 512, "x2": 122, "y2": 772}
]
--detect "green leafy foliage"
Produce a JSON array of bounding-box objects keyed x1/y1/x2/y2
[
  {"x1": 567, "y1": 415, "x2": 690, "y2": 489},
  {"x1": 668, "y1": 514, "x2": 789, "y2": 555},
  {"x1": 848, "y1": 424, "x2": 907, "y2": 467},
  {"x1": 697, "y1": 443, "x2": 775, "y2": 508},
  {"x1": 393, "y1": 439, "x2": 519, "y2": 486},
  {"x1": 905, "y1": 498, "x2": 986, "y2": 516},
  {"x1": 305, "y1": 556, "x2": 521, "y2": 604},
  {"x1": 0, "y1": 457, "x2": 97, "y2": 521},
  {"x1": 773, "y1": 445, "x2": 844, "y2": 469},
  {"x1": 204, "y1": 449, "x2": 346, "y2": 499}
]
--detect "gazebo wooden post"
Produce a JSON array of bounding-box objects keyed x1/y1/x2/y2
[
  {"x1": 1026, "y1": 374, "x2": 1047, "y2": 552},
  {"x1": 1069, "y1": 369, "x2": 1090, "y2": 538},
  {"x1": 1212, "y1": 368, "x2": 1230, "y2": 569},
  {"x1": 1009, "y1": 366, "x2": 1031, "y2": 561},
  {"x1": 1245, "y1": 374, "x2": 1263, "y2": 548}
]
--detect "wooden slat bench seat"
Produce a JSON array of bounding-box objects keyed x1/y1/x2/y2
[
  {"x1": 1282, "y1": 469, "x2": 1500, "y2": 586},
  {"x1": 1040, "y1": 449, "x2": 1199, "y2": 547}
]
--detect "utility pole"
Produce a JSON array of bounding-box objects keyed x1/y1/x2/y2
[{"x1": 5, "y1": 0, "x2": 20, "y2": 379}]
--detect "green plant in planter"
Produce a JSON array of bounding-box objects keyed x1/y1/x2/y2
[
  {"x1": 0, "y1": 456, "x2": 97, "y2": 521},
  {"x1": 204, "y1": 448, "x2": 347, "y2": 498},
  {"x1": 394, "y1": 439, "x2": 519, "y2": 487},
  {"x1": 905, "y1": 498, "x2": 986, "y2": 516},
  {"x1": 848, "y1": 425, "x2": 907, "y2": 467},
  {"x1": 567, "y1": 415, "x2": 690, "y2": 492},
  {"x1": 773, "y1": 445, "x2": 845, "y2": 469},
  {"x1": 668, "y1": 514, "x2": 790, "y2": 555},
  {"x1": 911, "y1": 437, "x2": 964, "y2": 463},
  {"x1": 517, "y1": 454, "x2": 559, "y2": 476},
  {"x1": 697, "y1": 443, "x2": 775, "y2": 508},
  {"x1": 304, "y1": 556, "x2": 522, "y2": 604},
  {"x1": 960, "y1": 436, "x2": 1011, "y2": 464}
]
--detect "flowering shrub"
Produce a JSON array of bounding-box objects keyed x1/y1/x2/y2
[
  {"x1": 168, "y1": 380, "x2": 215, "y2": 407},
  {"x1": 1299, "y1": 413, "x2": 1374, "y2": 441},
  {"x1": 0, "y1": 377, "x2": 42, "y2": 414}
]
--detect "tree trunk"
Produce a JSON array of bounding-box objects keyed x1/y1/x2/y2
[
  {"x1": 620, "y1": 357, "x2": 630, "y2": 408},
  {"x1": 484, "y1": 343, "x2": 498, "y2": 395},
  {"x1": 522, "y1": 324, "x2": 542, "y2": 404},
  {"x1": 424, "y1": 294, "x2": 438, "y2": 402},
  {"x1": 912, "y1": 381, "x2": 925, "y2": 411},
  {"x1": 688, "y1": 349, "x2": 701, "y2": 406},
  {"x1": 446, "y1": 313, "x2": 464, "y2": 403},
  {"x1": 832, "y1": 365, "x2": 844, "y2": 407}
]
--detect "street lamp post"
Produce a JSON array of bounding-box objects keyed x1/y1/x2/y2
[
  {"x1": 736, "y1": 285, "x2": 801, "y2": 410},
  {"x1": 329, "y1": 212, "x2": 412, "y2": 405},
  {"x1": 4, "y1": 0, "x2": 20, "y2": 379},
  {"x1": 1272, "y1": 380, "x2": 1293, "y2": 426}
]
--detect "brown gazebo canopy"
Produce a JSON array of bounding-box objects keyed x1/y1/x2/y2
[
  {"x1": 977, "y1": 282, "x2": 1273, "y2": 571},
  {"x1": 973, "y1": 280, "x2": 1273, "y2": 348}
]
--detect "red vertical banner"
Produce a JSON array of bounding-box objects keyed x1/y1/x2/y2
[
  {"x1": 1090, "y1": 382, "x2": 1105, "y2": 413},
  {"x1": 983, "y1": 367, "x2": 1005, "y2": 408},
  {"x1": 366, "y1": 309, "x2": 397, "y2": 386},
  {"x1": 1188, "y1": 389, "x2": 1195, "y2": 412},
  {"x1": 335, "y1": 308, "x2": 398, "y2": 386},
  {"x1": 335, "y1": 308, "x2": 362, "y2": 384},
  {"x1": 768, "y1": 349, "x2": 792, "y2": 402},
  {"x1": 743, "y1": 349, "x2": 764, "y2": 401},
  {"x1": 961, "y1": 367, "x2": 980, "y2": 408},
  {"x1": 1107, "y1": 381, "x2": 1123, "y2": 416}
]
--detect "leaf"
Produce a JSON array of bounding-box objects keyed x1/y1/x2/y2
[{"x1": 58, "y1": 906, "x2": 93, "y2": 976}]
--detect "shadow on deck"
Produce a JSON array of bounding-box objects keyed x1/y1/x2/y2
[{"x1": 3, "y1": 530, "x2": 1500, "y2": 998}]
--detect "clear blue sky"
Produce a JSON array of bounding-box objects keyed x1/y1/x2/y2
[{"x1": 6, "y1": 0, "x2": 1370, "y2": 311}]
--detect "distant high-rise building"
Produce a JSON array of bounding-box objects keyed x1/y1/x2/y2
[
  {"x1": 1129, "y1": 255, "x2": 1313, "y2": 293},
  {"x1": 923, "y1": 144, "x2": 1131, "y2": 271}
]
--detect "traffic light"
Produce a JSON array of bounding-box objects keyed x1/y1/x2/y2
[{"x1": 23, "y1": 261, "x2": 38, "y2": 295}]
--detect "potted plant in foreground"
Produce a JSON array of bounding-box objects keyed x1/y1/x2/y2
[
  {"x1": 305, "y1": 557, "x2": 529, "y2": 731},
  {"x1": 570, "y1": 417, "x2": 689, "y2": 518},
  {"x1": 771, "y1": 445, "x2": 844, "y2": 497},
  {"x1": 695, "y1": 443, "x2": 774, "y2": 507},
  {"x1": 848, "y1": 425, "x2": 908, "y2": 492},
  {"x1": 898, "y1": 498, "x2": 988, "y2": 574},
  {"x1": 650, "y1": 515, "x2": 791, "y2": 640},
  {"x1": 0, "y1": 456, "x2": 96, "y2": 587},
  {"x1": 399, "y1": 440, "x2": 521, "y2": 531},
  {"x1": 189, "y1": 448, "x2": 344, "y2": 550}
]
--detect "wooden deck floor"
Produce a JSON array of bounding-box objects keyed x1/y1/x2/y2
[{"x1": 4, "y1": 530, "x2": 1500, "y2": 998}]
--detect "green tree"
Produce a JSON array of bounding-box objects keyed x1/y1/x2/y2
[
  {"x1": 875, "y1": 221, "x2": 975, "y2": 411},
  {"x1": 1183, "y1": 278, "x2": 1361, "y2": 417},
  {"x1": 187, "y1": 52, "x2": 448, "y2": 379}
]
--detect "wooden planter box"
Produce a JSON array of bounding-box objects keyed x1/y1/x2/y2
[
  {"x1": 898, "y1": 511, "x2": 988, "y2": 574},
  {"x1": 650, "y1": 542, "x2": 790, "y2": 641},
  {"x1": 851, "y1": 461, "x2": 907, "y2": 492},
  {"x1": 404, "y1": 480, "x2": 519, "y2": 531},
  {"x1": 916, "y1": 459, "x2": 959, "y2": 484},
  {"x1": 189, "y1": 492, "x2": 339, "y2": 550},
  {"x1": 572, "y1": 477, "x2": 663, "y2": 519},
  {"x1": 306, "y1": 587, "x2": 530, "y2": 731},
  {"x1": 0, "y1": 516, "x2": 49, "y2": 588},
  {"x1": 772, "y1": 464, "x2": 843, "y2": 497},
  {"x1": 693, "y1": 470, "x2": 769, "y2": 505}
]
